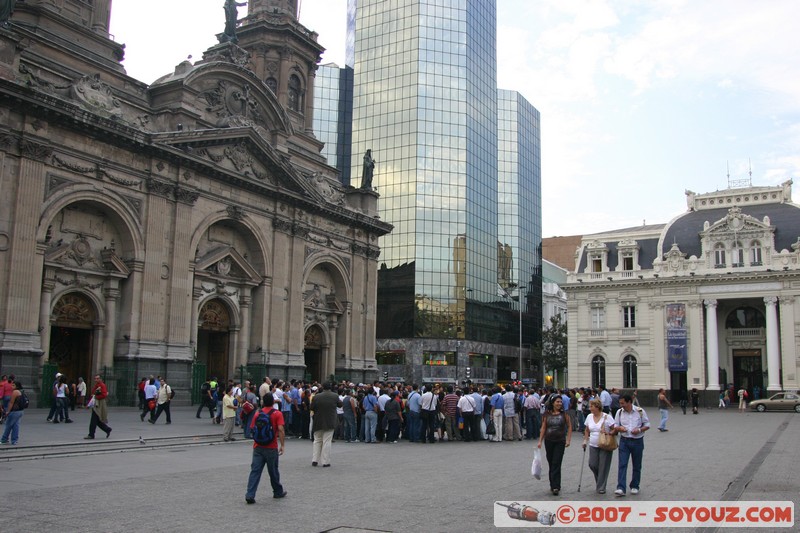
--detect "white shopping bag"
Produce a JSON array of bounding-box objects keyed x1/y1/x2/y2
[{"x1": 531, "y1": 448, "x2": 542, "y2": 479}]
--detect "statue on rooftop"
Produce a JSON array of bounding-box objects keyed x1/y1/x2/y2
[
  {"x1": 0, "y1": 0, "x2": 17, "y2": 27},
  {"x1": 221, "y1": 0, "x2": 248, "y2": 44}
]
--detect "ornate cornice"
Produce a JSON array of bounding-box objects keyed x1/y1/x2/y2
[
  {"x1": 175, "y1": 187, "x2": 199, "y2": 205},
  {"x1": 226, "y1": 205, "x2": 246, "y2": 220},
  {"x1": 146, "y1": 178, "x2": 175, "y2": 199},
  {"x1": 20, "y1": 139, "x2": 53, "y2": 161}
]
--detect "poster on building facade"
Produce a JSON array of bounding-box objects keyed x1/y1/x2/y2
[{"x1": 666, "y1": 303, "x2": 688, "y2": 372}]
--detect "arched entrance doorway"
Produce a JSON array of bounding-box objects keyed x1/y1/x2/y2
[
  {"x1": 197, "y1": 299, "x2": 232, "y2": 381},
  {"x1": 49, "y1": 293, "x2": 96, "y2": 382},
  {"x1": 304, "y1": 325, "x2": 324, "y2": 382}
]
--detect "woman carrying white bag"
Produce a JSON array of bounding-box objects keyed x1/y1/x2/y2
[{"x1": 582, "y1": 398, "x2": 617, "y2": 494}]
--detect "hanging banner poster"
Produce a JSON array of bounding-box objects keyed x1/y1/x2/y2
[{"x1": 666, "y1": 304, "x2": 688, "y2": 372}]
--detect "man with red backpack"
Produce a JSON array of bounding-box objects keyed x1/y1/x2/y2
[{"x1": 245, "y1": 394, "x2": 287, "y2": 504}]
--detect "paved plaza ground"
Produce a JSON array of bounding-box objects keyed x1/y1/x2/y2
[{"x1": 0, "y1": 404, "x2": 797, "y2": 532}]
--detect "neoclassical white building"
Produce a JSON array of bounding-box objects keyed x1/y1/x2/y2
[{"x1": 564, "y1": 181, "x2": 800, "y2": 404}]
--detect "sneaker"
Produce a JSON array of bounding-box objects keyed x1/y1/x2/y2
[
  {"x1": 598, "y1": 489, "x2": 606, "y2": 494},
  {"x1": 245, "y1": 497, "x2": 255, "y2": 504},
  {"x1": 312, "y1": 461, "x2": 318, "y2": 466},
  {"x1": 614, "y1": 489, "x2": 626, "y2": 497},
  {"x1": 64, "y1": 419, "x2": 73, "y2": 423},
  {"x1": 273, "y1": 490, "x2": 288, "y2": 499},
  {"x1": 631, "y1": 488, "x2": 640, "y2": 495}
]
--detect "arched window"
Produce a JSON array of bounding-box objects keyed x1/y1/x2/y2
[
  {"x1": 732, "y1": 242, "x2": 744, "y2": 267},
  {"x1": 750, "y1": 240, "x2": 762, "y2": 265},
  {"x1": 725, "y1": 306, "x2": 765, "y2": 329},
  {"x1": 591, "y1": 355, "x2": 606, "y2": 389},
  {"x1": 714, "y1": 243, "x2": 726, "y2": 268},
  {"x1": 623, "y1": 355, "x2": 638, "y2": 388},
  {"x1": 288, "y1": 74, "x2": 302, "y2": 112}
]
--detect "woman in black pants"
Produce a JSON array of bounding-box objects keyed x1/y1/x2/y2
[{"x1": 537, "y1": 396, "x2": 572, "y2": 495}]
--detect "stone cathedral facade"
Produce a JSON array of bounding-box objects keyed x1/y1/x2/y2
[{"x1": 0, "y1": 0, "x2": 391, "y2": 402}]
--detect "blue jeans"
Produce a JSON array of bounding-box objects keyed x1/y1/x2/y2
[
  {"x1": 343, "y1": 410, "x2": 357, "y2": 441},
  {"x1": 659, "y1": 408, "x2": 669, "y2": 430},
  {"x1": 363, "y1": 410, "x2": 378, "y2": 442},
  {"x1": 246, "y1": 446, "x2": 283, "y2": 499},
  {"x1": 617, "y1": 437, "x2": 645, "y2": 492},
  {"x1": 407, "y1": 411, "x2": 421, "y2": 442},
  {"x1": 1, "y1": 410, "x2": 23, "y2": 444}
]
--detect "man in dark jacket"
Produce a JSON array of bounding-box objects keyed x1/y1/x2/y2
[{"x1": 310, "y1": 382, "x2": 342, "y2": 467}]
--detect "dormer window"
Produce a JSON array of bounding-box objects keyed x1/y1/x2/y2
[
  {"x1": 714, "y1": 243, "x2": 726, "y2": 268},
  {"x1": 615, "y1": 239, "x2": 639, "y2": 275},
  {"x1": 732, "y1": 242, "x2": 744, "y2": 267},
  {"x1": 750, "y1": 241, "x2": 762, "y2": 266},
  {"x1": 591, "y1": 257, "x2": 602, "y2": 272}
]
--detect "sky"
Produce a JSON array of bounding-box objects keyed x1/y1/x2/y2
[{"x1": 109, "y1": 1, "x2": 800, "y2": 237}]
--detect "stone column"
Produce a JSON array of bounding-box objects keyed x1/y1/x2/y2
[
  {"x1": 326, "y1": 315, "x2": 338, "y2": 381},
  {"x1": 687, "y1": 301, "x2": 704, "y2": 388},
  {"x1": 278, "y1": 47, "x2": 291, "y2": 109},
  {"x1": 190, "y1": 287, "x2": 202, "y2": 355},
  {"x1": 651, "y1": 302, "x2": 667, "y2": 388},
  {"x1": 7, "y1": 149, "x2": 47, "y2": 334},
  {"x1": 38, "y1": 278, "x2": 55, "y2": 360},
  {"x1": 304, "y1": 66, "x2": 317, "y2": 133},
  {"x1": 103, "y1": 286, "x2": 120, "y2": 370},
  {"x1": 779, "y1": 297, "x2": 797, "y2": 391},
  {"x1": 238, "y1": 290, "x2": 252, "y2": 368},
  {"x1": 704, "y1": 299, "x2": 720, "y2": 390},
  {"x1": 764, "y1": 296, "x2": 782, "y2": 391}
]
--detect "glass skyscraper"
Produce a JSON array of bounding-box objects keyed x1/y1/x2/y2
[
  {"x1": 315, "y1": 0, "x2": 542, "y2": 384},
  {"x1": 313, "y1": 63, "x2": 354, "y2": 186}
]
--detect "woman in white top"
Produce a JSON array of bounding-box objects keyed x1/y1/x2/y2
[
  {"x1": 582, "y1": 398, "x2": 615, "y2": 493},
  {"x1": 54, "y1": 375, "x2": 73, "y2": 424}
]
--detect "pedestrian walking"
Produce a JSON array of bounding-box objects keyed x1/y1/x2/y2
[
  {"x1": 222, "y1": 385, "x2": 237, "y2": 441},
  {"x1": 76, "y1": 377, "x2": 87, "y2": 408},
  {"x1": 0, "y1": 380, "x2": 24, "y2": 445},
  {"x1": 691, "y1": 388, "x2": 700, "y2": 414},
  {"x1": 657, "y1": 388, "x2": 672, "y2": 432},
  {"x1": 150, "y1": 378, "x2": 173, "y2": 424},
  {"x1": 140, "y1": 378, "x2": 157, "y2": 422},
  {"x1": 245, "y1": 394, "x2": 287, "y2": 504},
  {"x1": 737, "y1": 386, "x2": 747, "y2": 412},
  {"x1": 311, "y1": 382, "x2": 342, "y2": 466},
  {"x1": 613, "y1": 393, "x2": 650, "y2": 496},
  {"x1": 85, "y1": 375, "x2": 112, "y2": 439},
  {"x1": 582, "y1": 399, "x2": 615, "y2": 494},
  {"x1": 537, "y1": 395, "x2": 572, "y2": 496}
]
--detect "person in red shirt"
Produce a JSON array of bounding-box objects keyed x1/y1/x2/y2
[
  {"x1": 245, "y1": 394, "x2": 286, "y2": 504},
  {"x1": 85, "y1": 375, "x2": 112, "y2": 439}
]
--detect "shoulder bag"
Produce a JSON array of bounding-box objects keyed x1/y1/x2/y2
[{"x1": 597, "y1": 414, "x2": 618, "y2": 451}]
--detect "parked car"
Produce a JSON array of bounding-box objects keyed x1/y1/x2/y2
[{"x1": 749, "y1": 392, "x2": 800, "y2": 413}]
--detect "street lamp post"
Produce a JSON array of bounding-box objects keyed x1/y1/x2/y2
[{"x1": 518, "y1": 285, "x2": 526, "y2": 383}]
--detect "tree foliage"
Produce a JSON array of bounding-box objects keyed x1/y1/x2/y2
[{"x1": 541, "y1": 314, "x2": 568, "y2": 374}]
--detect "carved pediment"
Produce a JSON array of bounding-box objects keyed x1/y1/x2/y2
[
  {"x1": 702, "y1": 206, "x2": 773, "y2": 237},
  {"x1": 662, "y1": 243, "x2": 687, "y2": 272},
  {"x1": 194, "y1": 142, "x2": 277, "y2": 184},
  {"x1": 195, "y1": 245, "x2": 262, "y2": 284},
  {"x1": 45, "y1": 237, "x2": 102, "y2": 270},
  {"x1": 155, "y1": 128, "x2": 321, "y2": 195}
]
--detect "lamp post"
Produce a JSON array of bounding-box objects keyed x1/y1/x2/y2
[{"x1": 518, "y1": 286, "x2": 524, "y2": 383}]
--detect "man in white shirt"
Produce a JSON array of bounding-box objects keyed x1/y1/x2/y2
[
  {"x1": 141, "y1": 378, "x2": 158, "y2": 422},
  {"x1": 419, "y1": 385, "x2": 439, "y2": 443},
  {"x1": 456, "y1": 388, "x2": 477, "y2": 441},
  {"x1": 613, "y1": 394, "x2": 650, "y2": 497}
]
